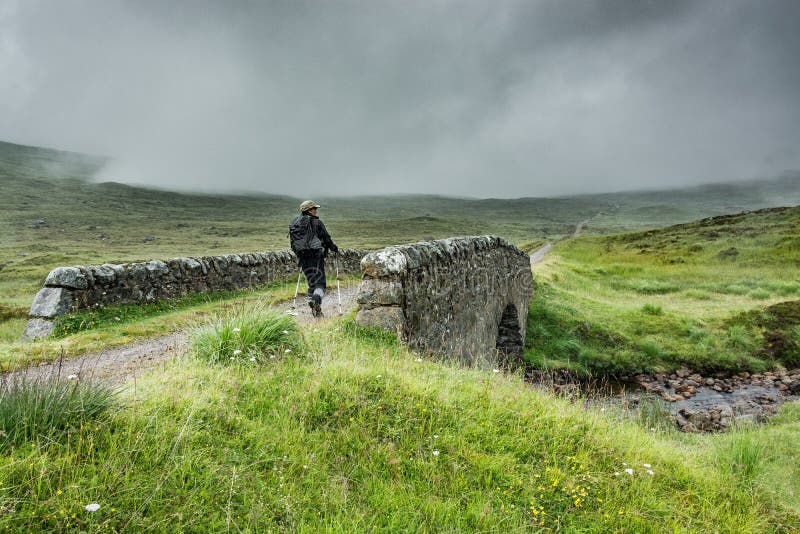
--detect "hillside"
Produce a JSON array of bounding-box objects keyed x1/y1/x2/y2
[
  {"x1": 2, "y1": 139, "x2": 799, "y2": 314},
  {"x1": 527, "y1": 206, "x2": 800, "y2": 375}
]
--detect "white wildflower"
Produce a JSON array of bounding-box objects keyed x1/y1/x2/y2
[
  {"x1": 114, "y1": 316, "x2": 120, "y2": 321},
  {"x1": 432, "y1": 450, "x2": 440, "y2": 456},
  {"x1": 284, "y1": 349, "x2": 292, "y2": 353},
  {"x1": 624, "y1": 468, "x2": 634, "y2": 475},
  {"x1": 492, "y1": 369, "x2": 500, "y2": 373},
  {"x1": 67, "y1": 374, "x2": 78, "y2": 380},
  {"x1": 614, "y1": 472, "x2": 620, "y2": 476},
  {"x1": 646, "y1": 469, "x2": 655, "y2": 476},
  {"x1": 233, "y1": 349, "x2": 242, "y2": 355},
  {"x1": 249, "y1": 357, "x2": 256, "y2": 362},
  {"x1": 232, "y1": 328, "x2": 241, "y2": 333},
  {"x1": 643, "y1": 463, "x2": 651, "y2": 468},
  {"x1": 282, "y1": 330, "x2": 289, "y2": 334},
  {"x1": 84, "y1": 503, "x2": 100, "y2": 512},
  {"x1": 415, "y1": 358, "x2": 423, "y2": 363}
]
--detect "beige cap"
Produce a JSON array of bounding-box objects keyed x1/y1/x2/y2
[{"x1": 299, "y1": 200, "x2": 321, "y2": 212}]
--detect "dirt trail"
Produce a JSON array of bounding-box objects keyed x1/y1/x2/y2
[
  {"x1": 4, "y1": 284, "x2": 359, "y2": 386},
  {"x1": 529, "y1": 243, "x2": 552, "y2": 264},
  {"x1": 530, "y1": 218, "x2": 592, "y2": 265}
]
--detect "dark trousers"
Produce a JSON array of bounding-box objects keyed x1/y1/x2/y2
[{"x1": 298, "y1": 252, "x2": 327, "y2": 302}]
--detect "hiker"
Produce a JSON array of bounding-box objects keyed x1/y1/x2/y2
[{"x1": 289, "y1": 200, "x2": 339, "y2": 317}]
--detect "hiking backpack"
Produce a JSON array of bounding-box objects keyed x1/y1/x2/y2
[{"x1": 289, "y1": 215, "x2": 323, "y2": 255}]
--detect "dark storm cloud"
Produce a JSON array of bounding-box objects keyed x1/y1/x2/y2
[{"x1": 1, "y1": 0, "x2": 798, "y2": 197}]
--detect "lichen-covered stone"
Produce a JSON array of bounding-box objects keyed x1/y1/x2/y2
[
  {"x1": 361, "y1": 247, "x2": 407, "y2": 277},
  {"x1": 29, "y1": 287, "x2": 73, "y2": 318},
  {"x1": 89, "y1": 264, "x2": 118, "y2": 286},
  {"x1": 22, "y1": 318, "x2": 55, "y2": 340},
  {"x1": 45, "y1": 267, "x2": 88, "y2": 289},
  {"x1": 356, "y1": 306, "x2": 405, "y2": 331},
  {"x1": 356, "y1": 279, "x2": 403, "y2": 307},
  {"x1": 146, "y1": 260, "x2": 169, "y2": 278}
]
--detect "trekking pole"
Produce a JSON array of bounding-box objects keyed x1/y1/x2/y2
[
  {"x1": 335, "y1": 253, "x2": 342, "y2": 315},
  {"x1": 292, "y1": 269, "x2": 302, "y2": 310}
]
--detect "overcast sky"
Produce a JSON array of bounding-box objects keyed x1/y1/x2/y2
[{"x1": 1, "y1": 0, "x2": 799, "y2": 197}]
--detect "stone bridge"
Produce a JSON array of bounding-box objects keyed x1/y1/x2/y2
[
  {"x1": 356, "y1": 236, "x2": 534, "y2": 367},
  {"x1": 24, "y1": 249, "x2": 365, "y2": 339}
]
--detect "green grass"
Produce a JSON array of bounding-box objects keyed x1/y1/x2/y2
[
  {"x1": 0, "y1": 319, "x2": 797, "y2": 531},
  {"x1": 190, "y1": 305, "x2": 304, "y2": 364},
  {"x1": 525, "y1": 207, "x2": 800, "y2": 375},
  {"x1": 0, "y1": 376, "x2": 116, "y2": 451}
]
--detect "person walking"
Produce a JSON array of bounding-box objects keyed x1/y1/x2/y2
[{"x1": 289, "y1": 200, "x2": 339, "y2": 317}]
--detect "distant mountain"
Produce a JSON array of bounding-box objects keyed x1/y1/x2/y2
[
  {"x1": 0, "y1": 140, "x2": 106, "y2": 183},
  {"x1": 1, "y1": 138, "x2": 798, "y2": 239}
]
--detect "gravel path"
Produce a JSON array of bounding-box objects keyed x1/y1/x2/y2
[
  {"x1": 4, "y1": 283, "x2": 360, "y2": 387},
  {"x1": 530, "y1": 218, "x2": 591, "y2": 265},
  {"x1": 529, "y1": 242, "x2": 552, "y2": 264}
]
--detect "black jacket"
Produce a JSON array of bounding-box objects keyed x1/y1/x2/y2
[{"x1": 307, "y1": 214, "x2": 337, "y2": 255}]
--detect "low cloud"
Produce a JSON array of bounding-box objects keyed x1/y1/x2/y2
[{"x1": 1, "y1": 0, "x2": 798, "y2": 197}]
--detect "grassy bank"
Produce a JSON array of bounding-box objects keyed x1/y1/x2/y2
[
  {"x1": 526, "y1": 207, "x2": 800, "y2": 375},
  {"x1": 0, "y1": 317, "x2": 798, "y2": 532}
]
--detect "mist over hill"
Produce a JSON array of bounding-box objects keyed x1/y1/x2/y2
[{"x1": 0, "y1": 141, "x2": 800, "y2": 215}]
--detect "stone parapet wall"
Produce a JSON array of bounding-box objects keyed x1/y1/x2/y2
[
  {"x1": 356, "y1": 236, "x2": 533, "y2": 366},
  {"x1": 24, "y1": 249, "x2": 365, "y2": 339}
]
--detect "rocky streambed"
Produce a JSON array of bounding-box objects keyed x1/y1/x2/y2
[
  {"x1": 631, "y1": 368, "x2": 800, "y2": 432},
  {"x1": 526, "y1": 368, "x2": 800, "y2": 432}
]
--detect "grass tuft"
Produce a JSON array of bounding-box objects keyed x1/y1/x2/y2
[
  {"x1": 0, "y1": 376, "x2": 115, "y2": 450},
  {"x1": 641, "y1": 303, "x2": 664, "y2": 316},
  {"x1": 715, "y1": 429, "x2": 765, "y2": 480},
  {"x1": 190, "y1": 305, "x2": 304, "y2": 364}
]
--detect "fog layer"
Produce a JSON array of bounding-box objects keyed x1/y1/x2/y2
[{"x1": 1, "y1": 0, "x2": 799, "y2": 197}]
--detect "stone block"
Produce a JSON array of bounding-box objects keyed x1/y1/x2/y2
[
  {"x1": 146, "y1": 260, "x2": 169, "y2": 278},
  {"x1": 126, "y1": 263, "x2": 148, "y2": 283},
  {"x1": 361, "y1": 248, "x2": 407, "y2": 277},
  {"x1": 22, "y1": 318, "x2": 55, "y2": 340},
  {"x1": 89, "y1": 264, "x2": 118, "y2": 286},
  {"x1": 29, "y1": 287, "x2": 73, "y2": 318},
  {"x1": 356, "y1": 278, "x2": 403, "y2": 307},
  {"x1": 356, "y1": 306, "x2": 405, "y2": 331},
  {"x1": 45, "y1": 266, "x2": 88, "y2": 289}
]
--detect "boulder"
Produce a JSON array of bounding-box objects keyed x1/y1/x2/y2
[
  {"x1": 22, "y1": 318, "x2": 55, "y2": 340},
  {"x1": 356, "y1": 279, "x2": 403, "y2": 307},
  {"x1": 45, "y1": 267, "x2": 88, "y2": 289},
  {"x1": 29, "y1": 287, "x2": 73, "y2": 318},
  {"x1": 356, "y1": 306, "x2": 405, "y2": 331}
]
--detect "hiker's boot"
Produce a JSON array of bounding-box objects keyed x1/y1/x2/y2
[
  {"x1": 309, "y1": 295, "x2": 323, "y2": 318},
  {"x1": 311, "y1": 289, "x2": 324, "y2": 318}
]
